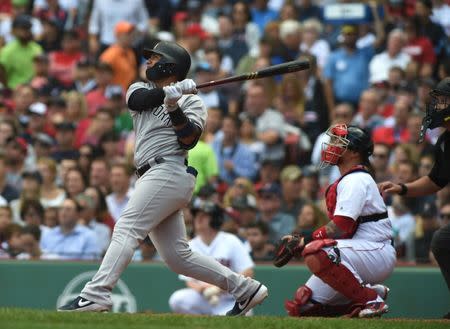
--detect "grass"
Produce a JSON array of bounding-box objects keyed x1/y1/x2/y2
[{"x1": 1, "y1": 309, "x2": 449, "y2": 329}]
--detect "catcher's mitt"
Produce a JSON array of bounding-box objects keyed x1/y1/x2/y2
[{"x1": 273, "y1": 234, "x2": 304, "y2": 267}]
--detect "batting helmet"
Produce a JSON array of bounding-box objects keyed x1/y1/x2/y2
[
  {"x1": 191, "y1": 198, "x2": 224, "y2": 230},
  {"x1": 320, "y1": 124, "x2": 373, "y2": 168},
  {"x1": 419, "y1": 77, "x2": 450, "y2": 142},
  {"x1": 143, "y1": 41, "x2": 191, "y2": 81}
]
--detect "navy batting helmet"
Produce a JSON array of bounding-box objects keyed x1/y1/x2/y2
[
  {"x1": 191, "y1": 198, "x2": 224, "y2": 230},
  {"x1": 143, "y1": 41, "x2": 191, "y2": 81}
]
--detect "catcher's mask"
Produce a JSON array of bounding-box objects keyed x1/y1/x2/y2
[
  {"x1": 319, "y1": 124, "x2": 373, "y2": 169},
  {"x1": 419, "y1": 77, "x2": 450, "y2": 143},
  {"x1": 143, "y1": 41, "x2": 191, "y2": 82}
]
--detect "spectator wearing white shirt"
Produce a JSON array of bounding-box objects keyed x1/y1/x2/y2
[
  {"x1": 106, "y1": 163, "x2": 132, "y2": 223},
  {"x1": 300, "y1": 18, "x2": 330, "y2": 72},
  {"x1": 369, "y1": 29, "x2": 411, "y2": 84}
]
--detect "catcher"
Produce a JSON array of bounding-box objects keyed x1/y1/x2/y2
[{"x1": 274, "y1": 124, "x2": 395, "y2": 318}]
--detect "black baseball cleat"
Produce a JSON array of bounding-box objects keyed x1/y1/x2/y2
[
  {"x1": 58, "y1": 296, "x2": 110, "y2": 312},
  {"x1": 226, "y1": 283, "x2": 268, "y2": 316}
]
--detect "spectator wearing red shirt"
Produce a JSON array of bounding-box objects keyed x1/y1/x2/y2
[
  {"x1": 85, "y1": 62, "x2": 115, "y2": 117},
  {"x1": 403, "y1": 16, "x2": 436, "y2": 78},
  {"x1": 48, "y1": 30, "x2": 85, "y2": 88}
]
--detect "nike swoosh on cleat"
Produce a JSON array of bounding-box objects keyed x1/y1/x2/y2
[
  {"x1": 238, "y1": 299, "x2": 250, "y2": 311},
  {"x1": 78, "y1": 299, "x2": 93, "y2": 307}
]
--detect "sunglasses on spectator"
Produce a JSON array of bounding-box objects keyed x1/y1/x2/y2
[{"x1": 441, "y1": 213, "x2": 450, "y2": 220}]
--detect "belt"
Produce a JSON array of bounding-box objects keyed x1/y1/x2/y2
[
  {"x1": 357, "y1": 211, "x2": 388, "y2": 224},
  {"x1": 135, "y1": 156, "x2": 188, "y2": 178}
]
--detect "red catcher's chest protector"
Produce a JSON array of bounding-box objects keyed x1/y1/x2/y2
[{"x1": 325, "y1": 165, "x2": 368, "y2": 219}]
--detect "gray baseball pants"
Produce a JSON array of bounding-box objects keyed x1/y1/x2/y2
[{"x1": 80, "y1": 157, "x2": 258, "y2": 308}]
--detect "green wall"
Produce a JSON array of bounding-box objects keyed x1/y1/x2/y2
[{"x1": 0, "y1": 261, "x2": 448, "y2": 318}]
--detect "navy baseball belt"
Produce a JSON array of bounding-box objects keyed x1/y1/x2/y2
[
  {"x1": 357, "y1": 211, "x2": 388, "y2": 224},
  {"x1": 135, "y1": 156, "x2": 189, "y2": 178}
]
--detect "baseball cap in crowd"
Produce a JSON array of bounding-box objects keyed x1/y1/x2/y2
[
  {"x1": 231, "y1": 194, "x2": 257, "y2": 211},
  {"x1": 114, "y1": 21, "x2": 135, "y2": 35},
  {"x1": 341, "y1": 25, "x2": 358, "y2": 35},
  {"x1": 257, "y1": 183, "x2": 282, "y2": 198},
  {"x1": 281, "y1": 165, "x2": 302, "y2": 182},
  {"x1": 55, "y1": 121, "x2": 76, "y2": 131},
  {"x1": 28, "y1": 102, "x2": 47, "y2": 116},
  {"x1": 173, "y1": 11, "x2": 188, "y2": 23},
  {"x1": 185, "y1": 23, "x2": 209, "y2": 40},
  {"x1": 12, "y1": 14, "x2": 32, "y2": 30},
  {"x1": 22, "y1": 171, "x2": 43, "y2": 184}
]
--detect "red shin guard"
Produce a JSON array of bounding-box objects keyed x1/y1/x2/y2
[{"x1": 304, "y1": 250, "x2": 377, "y2": 304}]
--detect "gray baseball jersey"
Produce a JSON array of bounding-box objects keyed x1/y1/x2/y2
[{"x1": 126, "y1": 81, "x2": 207, "y2": 168}]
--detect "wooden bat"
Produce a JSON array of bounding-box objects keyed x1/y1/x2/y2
[{"x1": 196, "y1": 59, "x2": 310, "y2": 89}]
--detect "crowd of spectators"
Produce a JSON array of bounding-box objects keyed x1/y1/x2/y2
[{"x1": 0, "y1": 0, "x2": 449, "y2": 265}]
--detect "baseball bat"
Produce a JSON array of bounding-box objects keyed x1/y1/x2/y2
[{"x1": 196, "y1": 59, "x2": 310, "y2": 89}]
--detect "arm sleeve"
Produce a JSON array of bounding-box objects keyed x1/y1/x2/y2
[
  {"x1": 126, "y1": 82, "x2": 165, "y2": 112},
  {"x1": 180, "y1": 95, "x2": 207, "y2": 132}
]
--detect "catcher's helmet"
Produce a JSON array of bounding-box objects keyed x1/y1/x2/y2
[
  {"x1": 320, "y1": 124, "x2": 373, "y2": 168},
  {"x1": 143, "y1": 41, "x2": 191, "y2": 81},
  {"x1": 419, "y1": 77, "x2": 450, "y2": 142},
  {"x1": 191, "y1": 198, "x2": 224, "y2": 230}
]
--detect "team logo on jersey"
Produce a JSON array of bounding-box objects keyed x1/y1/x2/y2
[{"x1": 56, "y1": 271, "x2": 137, "y2": 313}]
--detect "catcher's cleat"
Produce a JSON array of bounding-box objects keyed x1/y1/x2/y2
[
  {"x1": 226, "y1": 283, "x2": 268, "y2": 316},
  {"x1": 58, "y1": 296, "x2": 110, "y2": 312},
  {"x1": 370, "y1": 284, "x2": 390, "y2": 301},
  {"x1": 358, "y1": 301, "x2": 389, "y2": 318}
]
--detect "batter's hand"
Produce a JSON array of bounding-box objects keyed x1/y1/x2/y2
[
  {"x1": 163, "y1": 85, "x2": 183, "y2": 112},
  {"x1": 378, "y1": 181, "x2": 402, "y2": 195},
  {"x1": 176, "y1": 79, "x2": 197, "y2": 95}
]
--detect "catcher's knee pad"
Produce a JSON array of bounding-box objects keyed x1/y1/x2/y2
[{"x1": 304, "y1": 250, "x2": 377, "y2": 304}]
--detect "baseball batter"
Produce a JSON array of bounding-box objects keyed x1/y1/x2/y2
[
  {"x1": 58, "y1": 41, "x2": 268, "y2": 316},
  {"x1": 277, "y1": 124, "x2": 395, "y2": 318}
]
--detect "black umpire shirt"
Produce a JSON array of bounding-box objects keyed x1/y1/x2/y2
[{"x1": 428, "y1": 130, "x2": 450, "y2": 188}]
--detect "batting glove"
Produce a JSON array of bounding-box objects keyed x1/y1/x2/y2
[
  {"x1": 175, "y1": 79, "x2": 197, "y2": 95},
  {"x1": 163, "y1": 85, "x2": 183, "y2": 112}
]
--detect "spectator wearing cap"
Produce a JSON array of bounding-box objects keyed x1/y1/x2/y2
[
  {"x1": 100, "y1": 21, "x2": 137, "y2": 91},
  {"x1": 195, "y1": 62, "x2": 228, "y2": 113},
  {"x1": 279, "y1": 165, "x2": 305, "y2": 218},
  {"x1": 5, "y1": 137, "x2": 29, "y2": 188},
  {"x1": 48, "y1": 30, "x2": 85, "y2": 88},
  {"x1": 22, "y1": 102, "x2": 55, "y2": 144},
  {"x1": 369, "y1": 29, "x2": 411, "y2": 85},
  {"x1": 88, "y1": 0, "x2": 149, "y2": 56},
  {"x1": 37, "y1": 157, "x2": 66, "y2": 208},
  {"x1": 323, "y1": 21, "x2": 384, "y2": 111},
  {"x1": 10, "y1": 170, "x2": 43, "y2": 223},
  {"x1": 402, "y1": 16, "x2": 436, "y2": 78},
  {"x1": 212, "y1": 115, "x2": 257, "y2": 185},
  {"x1": 40, "y1": 197, "x2": 100, "y2": 260},
  {"x1": 51, "y1": 121, "x2": 79, "y2": 163},
  {"x1": 0, "y1": 152, "x2": 19, "y2": 203},
  {"x1": 256, "y1": 182, "x2": 295, "y2": 244},
  {"x1": 0, "y1": 14, "x2": 43, "y2": 89},
  {"x1": 0, "y1": 0, "x2": 44, "y2": 44},
  {"x1": 246, "y1": 221, "x2": 274, "y2": 261}
]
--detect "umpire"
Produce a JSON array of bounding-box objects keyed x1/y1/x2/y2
[{"x1": 380, "y1": 77, "x2": 450, "y2": 319}]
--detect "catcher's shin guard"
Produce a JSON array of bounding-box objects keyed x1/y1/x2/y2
[{"x1": 304, "y1": 250, "x2": 377, "y2": 304}]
